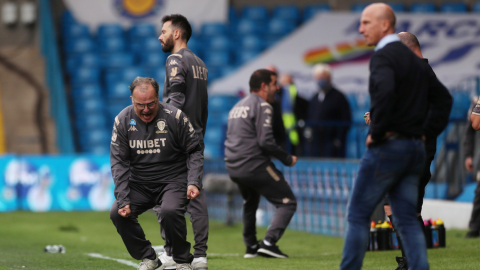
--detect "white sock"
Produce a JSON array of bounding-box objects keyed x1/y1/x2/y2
[{"x1": 263, "y1": 240, "x2": 272, "y2": 246}]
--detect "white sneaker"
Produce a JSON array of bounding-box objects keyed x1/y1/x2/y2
[
  {"x1": 191, "y1": 257, "x2": 208, "y2": 270},
  {"x1": 176, "y1": 263, "x2": 193, "y2": 270},
  {"x1": 157, "y1": 252, "x2": 176, "y2": 270},
  {"x1": 138, "y1": 257, "x2": 160, "y2": 270}
]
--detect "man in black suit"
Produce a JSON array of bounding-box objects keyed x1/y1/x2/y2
[
  {"x1": 365, "y1": 31, "x2": 453, "y2": 270},
  {"x1": 340, "y1": 3, "x2": 450, "y2": 270}
]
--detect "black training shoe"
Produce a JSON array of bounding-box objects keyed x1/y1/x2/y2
[
  {"x1": 257, "y1": 242, "x2": 288, "y2": 258},
  {"x1": 465, "y1": 230, "x2": 480, "y2": 238},
  {"x1": 394, "y1": 256, "x2": 408, "y2": 270},
  {"x1": 244, "y1": 242, "x2": 260, "y2": 258}
]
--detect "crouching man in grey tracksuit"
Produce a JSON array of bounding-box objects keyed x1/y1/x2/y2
[
  {"x1": 110, "y1": 77, "x2": 203, "y2": 270},
  {"x1": 224, "y1": 69, "x2": 298, "y2": 259}
]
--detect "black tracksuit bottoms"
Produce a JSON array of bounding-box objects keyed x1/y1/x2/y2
[
  {"x1": 110, "y1": 182, "x2": 193, "y2": 264},
  {"x1": 229, "y1": 162, "x2": 297, "y2": 247}
]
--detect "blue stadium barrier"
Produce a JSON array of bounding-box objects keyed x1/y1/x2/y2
[
  {"x1": 410, "y1": 2, "x2": 437, "y2": 13},
  {"x1": 440, "y1": 2, "x2": 467, "y2": 13},
  {"x1": 303, "y1": 4, "x2": 330, "y2": 21},
  {"x1": 455, "y1": 183, "x2": 477, "y2": 202}
]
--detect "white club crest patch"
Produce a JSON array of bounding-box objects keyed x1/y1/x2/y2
[{"x1": 157, "y1": 121, "x2": 165, "y2": 131}]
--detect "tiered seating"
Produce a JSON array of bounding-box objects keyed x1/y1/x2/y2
[{"x1": 440, "y1": 2, "x2": 467, "y2": 13}]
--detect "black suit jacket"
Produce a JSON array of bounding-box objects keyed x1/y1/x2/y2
[{"x1": 368, "y1": 41, "x2": 452, "y2": 142}]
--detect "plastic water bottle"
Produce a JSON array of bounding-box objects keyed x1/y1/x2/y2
[
  {"x1": 431, "y1": 221, "x2": 439, "y2": 248},
  {"x1": 368, "y1": 221, "x2": 378, "y2": 251},
  {"x1": 377, "y1": 221, "x2": 390, "y2": 251},
  {"x1": 389, "y1": 221, "x2": 399, "y2": 250},
  {"x1": 424, "y1": 220, "x2": 433, "y2": 248},
  {"x1": 44, "y1": 245, "x2": 66, "y2": 253},
  {"x1": 436, "y1": 218, "x2": 446, "y2": 247}
]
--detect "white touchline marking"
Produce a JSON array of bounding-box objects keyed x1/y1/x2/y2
[{"x1": 86, "y1": 253, "x2": 138, "y2": 268}]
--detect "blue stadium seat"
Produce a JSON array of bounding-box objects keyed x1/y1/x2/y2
[
  {"x1": 204, "y1": 126, "x2": 225, "y2": 144},
  {"x1": 204, "y1": 51, "x2": 231, "y2": 68},
  {"x1": 66, "y1": 53, "x2": 102, "y2": 75},
  {"x1": 208, "y1": 35, "x2": 233, "y2": 51},
  {"x1": 139, "y1": 52, "x2": 167, "y2": 68},
  {"x1": 142, "y1": 38, "x2": 163, "y2": 52},
  {"x1": 78, "y1": 129, "x2": 111, "y2": 146},
  {"x1": 74, "y1": 98, "x2": 104, "y2": 114},
  {"x1": 62, "y1": 23, "x2": 90, "y2": 40},
  {"x1": 206, "y1": 68, "x2": 222, "y2": 82},
  {"x1": 235, "y1": 49, "x2": 260, "y2": 66},
  {"x1": 241, "y1": 5, "x2": 269, "y2": 21},
  {"x1": 84, "y1": 144, "x2": 110, "y2": 155},
  {"x1": 128, "y1": 23, "x2": 157, "y2": 40},
  {"x1": 440, "y1": 2, "x2": 467, "y2": 13},
  {"x1": 204, "y1": 143, "x2": 223, "y2": 159},
  {"x1": 97, "y1": 37, "x2": 126, "y2": 53},
  {"x1": 240, "y1": 35, "x2": 265, "y2": 51},
  {"x1": 71, "y1": 83, "x2": 102, "y2": 99},
  {"x1": 64, "y1": 37, "x2": 96, "y2": 54},
  {"x1": 61, "y1": 10, "x2": 76, "y2": 26},
  {"x1": 201, "y1": 22, "x2": 228, "y2": 37},
  {"x1": 75, "y1": 112, "x2": 107, "y2": 129},
  {"x1": 145, "y1": 67, "x2": 166, "y2": 87},
  {"x1": 410, "y1": 3, "x2": 436, "y2": 13},
  {"x1": 236, "y1": 19, "x2": 266, "y2": 35},
  {"x1": 303, "y1": 4, "x2": 330, "y2": 21},
  {"x1": 209, "y1": 95, "x2": 239, "y2": 113},
  {"x1": 107, "y1": 104, "x2": 128, "y2": 121},
  {"x1": 272, "y1": 5, "x2": 300, "y2": 24},
  {"x1": 101, "y1": 52, "x2": 135, "y2": 68},
  {"x1": 388, "y1": 2, "x2": 406, "y2": 12},
  {"x1": 267, "y1": 18, "x2": 297, "y2": 37},
  {"x1": 351, "y1": 3, "x2": 369, "y2": 13},
  {"x1": 97, "y1": 23, "x2": 124, "y2": 39},
  {"x1": 474, "y1": 1, "x2": 480, "y2": 12},
  {"x1": 107, "y1": 80, "x2": 131, "y2": 99},
  {"x1": 120, "y1": 66, "x2": 149, "y2": 83},
  {"x1": 221, "y1": 65, "x2": 237, "y2": 77},
  {"x1": 71, "y1": 67, "x2": 101, "y2": 85},
  {"x1": 229, "y1": 7, "x2": 239, "y2": 23},
  {"x1": 187, "y1": 37, "x2": 203, "y2": 57}
]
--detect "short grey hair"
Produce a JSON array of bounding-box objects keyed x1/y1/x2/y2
[
  {"x1": 312, "y1": 63, "x2": 331, "y2": 76},
  {"x1": 129, "y1": 77, "x2": 159, "y2": 96}
]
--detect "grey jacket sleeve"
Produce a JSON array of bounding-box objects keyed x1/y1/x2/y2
[
  {"x1": 465, "y1": 121, "x2": 475, "y2": 159},
  {"x1": 110, "y1": 116, "x2": 131, "y2": 209},
  {"x1": 255, "y1": 102, "x2": 292, "y2": 166},
  {"x1": 165, "y1": 55, "x2": 187, "y2": 109},
  {"x1": 177, "y1": 110, "x2": 204, "y2": 189}
]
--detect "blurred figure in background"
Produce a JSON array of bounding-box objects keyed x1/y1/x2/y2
[
  {"x1": 266, "y1": 65, "x2": 286, "y2": 148},
  {"x1": 304, "y1": 63, "x2": 351, "y2": 157},
  {"x1": 464, "y1": 100, "x2": 480, "y2": 238},
  {"x1": 277, "y1": 73, "x2": 309, "y2": 156}
]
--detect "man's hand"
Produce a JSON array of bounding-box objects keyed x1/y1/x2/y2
[
  {"x1": 466, "y1": 157, "x2": 474, "y2": 172},
  {"x1": 290, "y1": 156, "x2": 298, "y2": 167},
  {"x1": 118, "y1": 204, "x2": 131, "y2": 218},
  {"x1": 364, "y1": 112, "x2": 371, "y2": 126},
  {"x1": 366, "y1": 134, "x2": 375, "y2": 148},
  {"x1": 187, "y1": 185, "x2": 200, "y2": 199}
]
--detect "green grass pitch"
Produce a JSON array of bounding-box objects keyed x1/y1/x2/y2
[{"x1": 0, "y1": 211, "x2": 478, "y2": 269}]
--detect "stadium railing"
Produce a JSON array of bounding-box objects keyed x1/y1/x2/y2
[{"x1": 39, "y1": 0, "x2": 75, "y2": 153}]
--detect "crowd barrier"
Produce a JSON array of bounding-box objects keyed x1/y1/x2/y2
[{"x1": 0, "y1": 155, "x2": 360, "y2": 237}]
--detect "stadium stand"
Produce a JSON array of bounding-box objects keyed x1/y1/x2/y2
[
  {"x1": 440, "y1": 2, "x2": 468, "y2": 13},
  {"x1": 410, "y1": 2, "x2": 437, "y2": 13}
]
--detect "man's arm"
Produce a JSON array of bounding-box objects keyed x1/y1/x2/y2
[
  {"x1": 110, "y1": 116, "x2": 131, "y2": 209},
  {"x1": 368, "y1": 52, "x2": 397, "y2": 141},
  {"x1": 164, "y1": 55, "x2": 188, "y2": 109},
  {"x1": 256, "y1": 102, "x2": 294, "y2": 166},
  {"x1": 177, "y1": 110, "x2": 204, "y2": 191},
  {"x1": 471, "y1": 98, "x2": 480, "y2": 130},
  {"x1": 422, "y1": 67, "x2": 453, "y2": 139}
]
